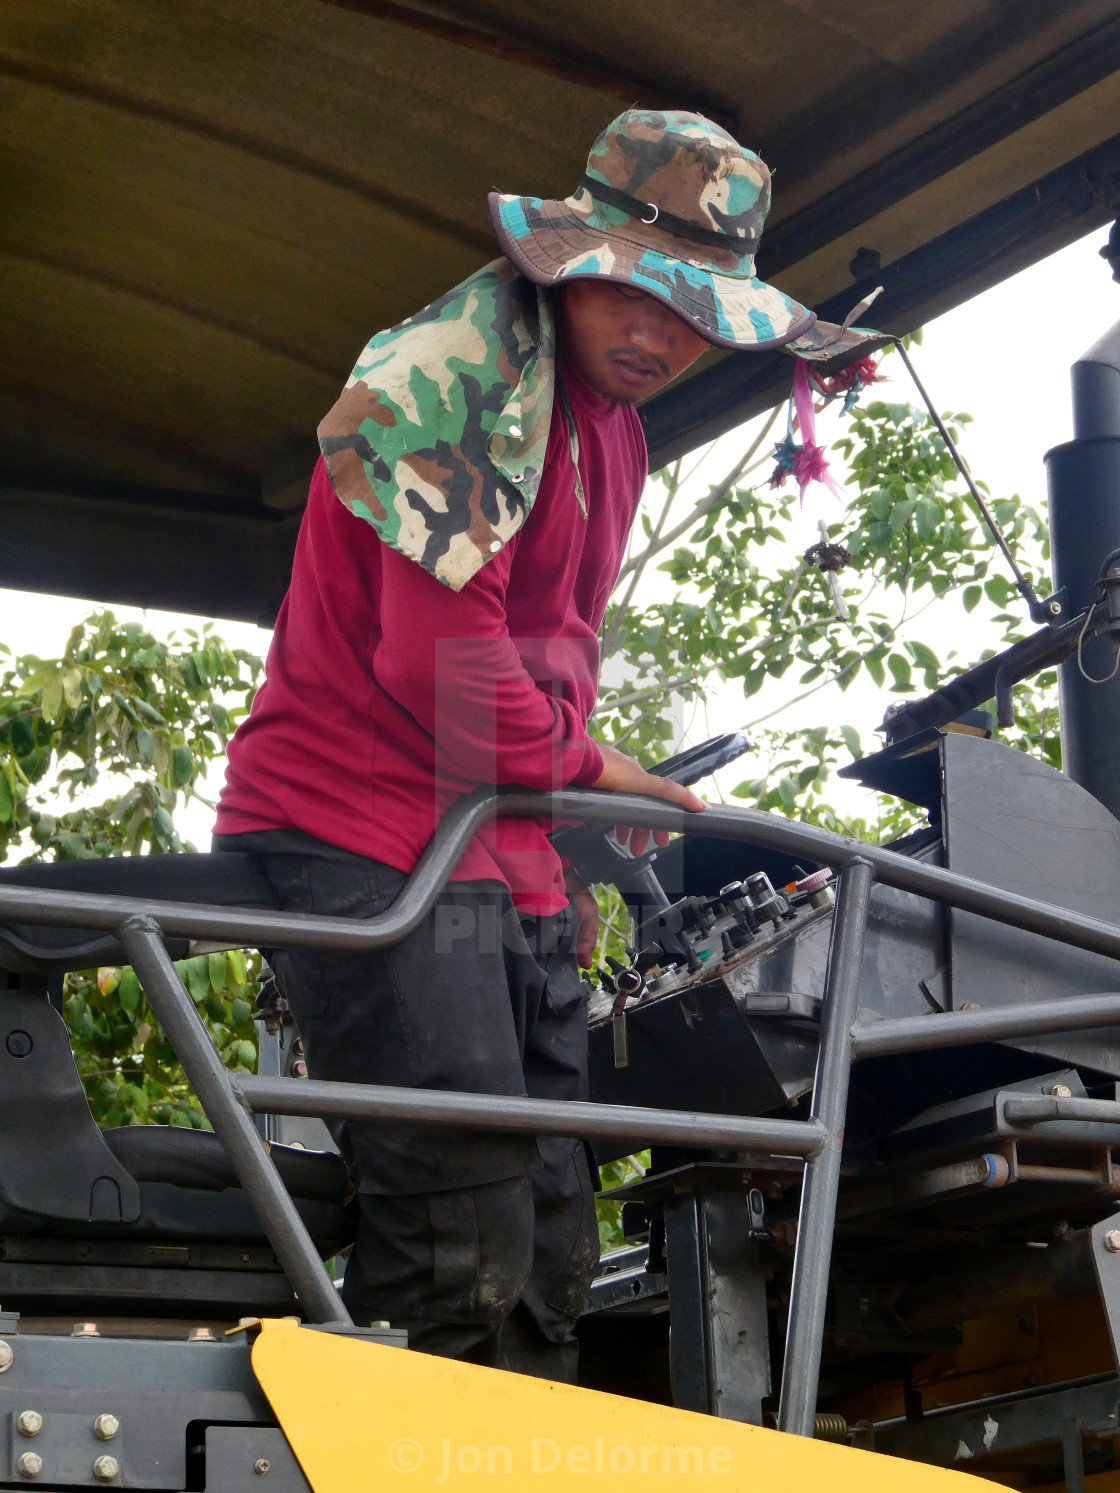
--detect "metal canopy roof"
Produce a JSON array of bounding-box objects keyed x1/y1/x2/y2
[{"x1": 5, "y1": 0, "x2": 1120, "y2": 622}]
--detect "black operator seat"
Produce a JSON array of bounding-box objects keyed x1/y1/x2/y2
[{"x1": 0, "y1": 853, "x2": 355, "y2": 1255}]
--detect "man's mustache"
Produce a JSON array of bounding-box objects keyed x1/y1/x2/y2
[{"x1": 608, "y1": 349, "x2": 670, "y2": 377}]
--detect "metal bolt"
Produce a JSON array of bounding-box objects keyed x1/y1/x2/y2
[
  {"x1": 1104, "y1": 1230, "x2": 1120, "y2": 1253},
  {"x1": 1048, "y1": 599, "x2": 1062, "y2": 615},
  {"x1": 0, "y1": 1341, "x2": 13, "y2": 1372},
  {"x1": 17, "y1": 1411, "x2": 42, "y2": 1437},
  {"x1": 6, "y1": 1030, "x2": 32, "y2": 1058},
  {"x1": 373, "y1": 1320, "x2": 391, "y2": 1329},
  {"x1": 92, "y1": 1454, "x2": 119, "y2": 1481},
  {"x1": 188, "y1": 1327, "x2": 217, "y2": 1343},
  {"x1": 16, "y1": 1452, "x2": 42, "y2": 1478},
  {"x1": 93, "y1": 1414, "x2": 119, "y2": 1441},
  {"x1": 1051, "y1": 1083, "x2": 1072, "y2": 1098},
  {"x1": 291, "y1": 1059, "x2": 308, "y2": 1078},
  {"x1": 254, "y1": 1459, "x2": 271, "y2": 1476},
  {"x1": 71, "y1": 1322, "x2": 100, "y2": 1337}
]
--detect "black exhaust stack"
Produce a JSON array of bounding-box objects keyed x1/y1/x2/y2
[{"x1": 1045, "y1": 317, "x2": 1120, "y2": 820}]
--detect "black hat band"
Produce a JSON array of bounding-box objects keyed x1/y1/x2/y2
[{"x1": 579, "y1": 175, "x2": 757, "y2": 258}]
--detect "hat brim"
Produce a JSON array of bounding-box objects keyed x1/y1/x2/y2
[
  {"x1": 489, "y1": 192, "x2": 881, "y2": 361},
  {"x1": 490, "y1": 190, "x2": 815, "y2": 353}
]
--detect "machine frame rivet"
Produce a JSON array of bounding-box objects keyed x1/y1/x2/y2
[
  {"x1": 16, "y1": 1452, "x2": 42, "y2": 1478},
  {"x1": 93, "y1": 1414, "x2": 119, "y2": 1441},
  {"x1": 254, "y1": 1458, "x2": 271, "y2": 1475},
  {"x1": 1051, "y1": 1083, "x2": 1072, "y2": 1097},
  {"x1": 0, "y1": 1341, "x2": 13, "y2": 1372},
  {"x1": 92, "y1": 1454, "x2": 119, "y2": 1481},
  {"x1": 17, "y1": 1411, "x2": 42, "y2": 1437},
  {"x1": 1104, "y1": 1229, "x2": 1120, "y2": 1253}
]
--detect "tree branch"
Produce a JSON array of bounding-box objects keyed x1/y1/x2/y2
[
  {"x1": 616, "y1": 404, "x2": 781, "y2": 584},
  {"x1": 594, "y1": 670, "x2": 705, "y2": 714},
  {"x1": 595, "y1": 603, "x2": 843, "y2": 718},
  {"x1": 739, "y1": 590, "x2": 943, "y2": 731},
  {"x1": 601, "y1": 406, "x2": 783, "y2": 661},
  {"x1": 604, "y1": 459, "x2": 683, "y2": 657}
]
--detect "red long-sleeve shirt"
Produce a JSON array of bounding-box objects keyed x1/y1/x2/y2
[{"x1": 214, "y1": 369, "x2": 647, "y2": 912}]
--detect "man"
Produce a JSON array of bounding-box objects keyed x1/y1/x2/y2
[{"x1": 214, "y1": 108, "x2": 867, "y2": 1378}]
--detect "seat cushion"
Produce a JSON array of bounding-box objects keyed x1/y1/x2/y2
[
  {"x1": 103, "y1": 1126, "x2": 351, "y2": 1205},
  {"x1": 0, "y1": 852, "x2": 279, "y2": 973},
  {"x1": 0, "y1": 1126, "x2": 356, "y2": 1254}
]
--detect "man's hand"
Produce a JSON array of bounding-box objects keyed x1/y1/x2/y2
[
  {"x1": 591, "y1": 743, "x2": 706, "y2": 858},
  {"x1": 564, "y1": 866, "x2": 600, "y2": 968}
]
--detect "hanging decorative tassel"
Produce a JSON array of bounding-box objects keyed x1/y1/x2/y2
[
  {"x1": 767, "y1": 360, "x2": 844, "y2": 501},
  {"x1": 768, "y1": 354, "x2": 887, "y2": 495},
  {"x1": 792, "y1": 359, "x2": 845, "y2": 501},
  {"x1": 811, "y1": 354, "x2": 886, "y2": 414},
  {"x1": 768, "y1": 435, "x2": 799, "y2": 488}
]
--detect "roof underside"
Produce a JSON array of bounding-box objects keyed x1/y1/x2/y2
[{"x1": 5, "y1": 0, "x2": 1120, "y2": 621}]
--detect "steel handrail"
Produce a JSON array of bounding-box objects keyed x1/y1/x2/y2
[
  {"x1": 3, "y1": 786, "x2": 1120, "y2": 962},
  {"x1": 237, "y1": 1074, "x2": 829, "y2": 1154},
  {"x1": 853, "y1": 989, "x2": 1120, "y2": 1058}
]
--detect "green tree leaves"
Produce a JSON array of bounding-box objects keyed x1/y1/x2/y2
[
  {"x1": 0, "y1": 612, "x2": 264, "y2": 1127},
  {"x1": 65, "y1": 948, "x2": 261, "y2": 1128},
  {"x1": 0, "y1": 612, "x2": 261, "y2": 862}
]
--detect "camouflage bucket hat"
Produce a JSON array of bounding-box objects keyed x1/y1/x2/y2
[{"x1": 490, "y1": 109, "x2": 874, "y2": 358}]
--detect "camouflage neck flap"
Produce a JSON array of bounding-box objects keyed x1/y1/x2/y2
[{"x1": 317, "y1": 259, "x2": 565, "y2": 592}]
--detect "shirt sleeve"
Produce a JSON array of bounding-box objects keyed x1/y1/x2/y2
[{"x1": 371, "y1": 538, "x2": 604, "y2": 791}]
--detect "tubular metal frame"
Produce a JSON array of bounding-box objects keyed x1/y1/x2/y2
[{"x1": 6, "y1": 785, "x2": 1120, "y2": 1438}]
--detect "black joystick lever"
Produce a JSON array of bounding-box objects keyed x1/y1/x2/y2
[{"x1": 645, "y1": 732, "x2": 751, "y2": 788}]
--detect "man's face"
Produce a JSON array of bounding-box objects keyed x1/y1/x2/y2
[{"x1": 556, "y1": 280, "x2": 708, "y2": 404}]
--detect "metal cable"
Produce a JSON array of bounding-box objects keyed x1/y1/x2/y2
[
  {"x1": 1076, "y1": 601, "x2": 1120, "y2": 683},
  {"x1": 890, "y1": 338, "x2": 1046, "y2": 622}
]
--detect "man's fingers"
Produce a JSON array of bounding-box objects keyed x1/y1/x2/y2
[
  {"x1": 564, "y1": 870, "x2": 600, "y2": 969},
  {"x1": 606, "y1": 764, "x2": 707, "y2": 863},
  {"x1": 629, "y1": 773, "x2": 708, "y2": 815},
  {"x1": 656, "y1": 778, "x2": 706, "y2": 813}
]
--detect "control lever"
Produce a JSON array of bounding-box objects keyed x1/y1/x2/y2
[
  {"x1": 645, "y1": 731, "x2": 752, "y2": 788},
  {"x1": 612, "y1": 997, "x2": 630, "y2": 1068},
  {"x1": 551, "y1": 731, "x2": 753, "y2": 896}
]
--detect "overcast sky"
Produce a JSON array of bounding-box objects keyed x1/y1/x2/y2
[{"x1": 2, "y1": 224, "x2": 1117, "y2": 840}]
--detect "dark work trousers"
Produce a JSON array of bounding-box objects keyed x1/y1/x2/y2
[{"x1": 214, "y1": 828, "x2": 600, "y2": 1381}]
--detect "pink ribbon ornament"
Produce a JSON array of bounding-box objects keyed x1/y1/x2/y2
[{"x1": 790, "y1": 359, "x2": 844, "y2": 502}]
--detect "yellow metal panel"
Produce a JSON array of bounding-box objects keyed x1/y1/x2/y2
[{"x1": 252, "y1": 1318, "x2": 1005, "y2": 1492}]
